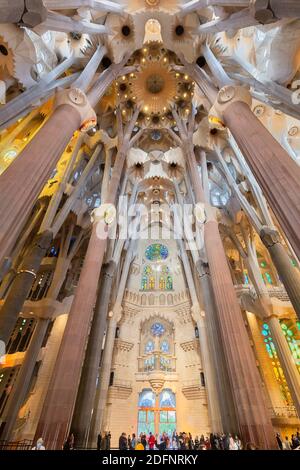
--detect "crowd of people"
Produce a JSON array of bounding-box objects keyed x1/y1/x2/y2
[
  {"x1": 276, "y1": 432, "x2": 300, "y2": 450},
  {"x1": 29, "y1": 429, "x2": 300, "y2": 450},
  {"x1": 118, "y1": 431, "x2": 243, "y2": 450}
]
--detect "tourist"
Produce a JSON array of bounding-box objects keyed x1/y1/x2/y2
[
  {"x1": 282, "y1": 436, "x2": 292, "y2": 450},
  {"x1": 229, "y1": 434, "x2": 238, "y2": 450},
  {"x1": 194, "y1": 435, "x2": 200, "y2": 450},
  {"x1": 119, "y1": 432, "x2": 128, "y2": 450},
  {"x1": 97, "y1": 433, "x2": 102, "y2": 451},
  {"x1": 62, "y1": 433, "x2": 75, "y2": 450},
  {"x1": 131, "y1": 433, "x2": 136, "y2": 450},
  {"x1": 32, "y1": 437, "x2": 45, "y2": 450},
  {"x1": 141, "y1": 433, "x2": 147, "y2": 449},
  {"x1": 148, "y1": 432, "x2": 156, "y2": 450},
  {"x1": 234, "y1": 435, "x2": 242, "y2": 450},
  {"x1": 105, "y1": 431, "x2": 111, "y2": 450},
  {"x1": 276, "y1": 432, "x2": 283, "y2": 450}
]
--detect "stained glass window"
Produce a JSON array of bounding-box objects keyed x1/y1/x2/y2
[
  {"x1": 261, "y1": 323, "x2": 292, "y2": 405},
  {"x1": 160, "y1": 340, "x2": 169, "y2": 353},
  {"x1": 145, "y1": 340, "x2": 154, "y2": 353},
  {"x1": 139, "y1": 389, "x2": 155, "y2": 407},
  {"x1": 141, "y1": 265, "x2": 155, "y2": 291},
  {"x1": 160, "y1": 389, "x2": 176, "y2": 408},
  {"x1": 280, "y1": 322, "x2": 300, "y2": 372},
  {"x1": 264, "y1": 272, "x2": 273, "y2": 284},
  {"x1": 145, "y1": 244, "x2": 169, "y2": 261},
  {"x1": 151, "y1": 323, "x2": 165, "y2": 337}
]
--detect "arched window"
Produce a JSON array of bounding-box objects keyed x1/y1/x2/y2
[
  {"x1": 280, "y1": 321, "x2": 300, "y2": 374},
  {"x1": 141, "y1": 265, "x2": 155, "y2": 291},
  {"x1": 160, "y1": 340, "x2": 169, "y2": 353},
  {"x1": 138, "y1": 389, "x2": 155, "y2": 436},
  {"x1": 159, "y1": 389, "x2": 176, "y2": 435},
  {"x1": 138, "y1": 388, "x2": 176, "y2": 437},
  {"x1": 261, "y1": 323, "x2": 292, "y2": 405},
  {"x1": 145, "y1": 340, "x2": 154, "y2": 353}
]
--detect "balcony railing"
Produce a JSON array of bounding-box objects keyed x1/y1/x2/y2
[{"x1": 268, "y1": 406, "x2": 298, "y2": 418}]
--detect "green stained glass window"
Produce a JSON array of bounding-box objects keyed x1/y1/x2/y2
[
  {"x1": 265, "y1": 272, "x2": 273, "y2": 284},
  {"x1": 261, "y1": 323, "x2": 292, "y2": 405}
]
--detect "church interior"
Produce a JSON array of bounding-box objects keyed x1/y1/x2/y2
[{"x1": 0, "y1": 0, "x2": 300, "y2": 451}]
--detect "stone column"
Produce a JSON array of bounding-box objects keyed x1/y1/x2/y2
[
  {"x1": 34, "y1": 143, "x2": 129, "y2": 449},
  {"x1": 89, "y1": 243, "x2": 135, "y2": 445},
  {"x1": 0, "y1": 88, "x2": 95, "y2": 266},
  {"x1": 90, "y1": 314, "x2": 118, "y2": 441},
  {"x1": 34, "y1": 220, "x2": 109, "y2": 449},
  {"x1": 178, "y1": 239, "x2": 222, "y2": 432},
  {"x1": 0, "y1": 230, "x2": 53, "y2": 345},
  {"x1": 71, "y1": 260, "x2": 116, "y2": 447},
  {"x1": 185, "y1": 147, "x2": 276, "y2": 448},
  {"x1": 196, "y1": 260, "x2": 238, "y2": 433},
  {"x1": 0, "y1": 316, "x2": 51, "y2": 440},
  {"x1": 266, "y1": 315, "x2": 300, "y2": 418},
  {"x1": 213, "y1": 86, "x2": 300, "y2": 262},
  {"x1": 260, "y1": 227, "x2": 300, "y2": 322}
]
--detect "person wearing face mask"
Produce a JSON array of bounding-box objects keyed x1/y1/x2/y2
[{"x1": 32, "y1": 438, "x2": 45, "y2": 450}]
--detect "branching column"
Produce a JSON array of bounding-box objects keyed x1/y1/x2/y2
[
  {"x1": 34, "y1": 108, "x2": 140, "y2": 449},
  {"x1": 212, "y1": 86, "x2": 300, "y2": 262},
  {"x1": 90, "y1": 242, "x2": 135, "y2": 444},
  {"x1": 178, "y1": 239, "x2": 222, "y2": 432},
  {"x1": 0, "y1": 97, "x2": 85, "y2": 266},
  {"x1": 185, "y1": 146, "x2": 276, "y2": 448}
]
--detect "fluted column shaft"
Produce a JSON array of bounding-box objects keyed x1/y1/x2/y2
[
  {"x1": 71, "y1": 261, "x2": 116, "y2": 447},
  {"x1": 34, "y1": 145, "x2": 127, "y2": 449},
  {"x1": 196, "y1": 263, "x2": 238, "y2": 433},
  {"x1": 89, "y1": 244, "x2": 134, "y2": 444},
  {"x1": 0, "y1": 105, "x2": 81, "y2": 266},
  {"x1": 178, "y1": 239, "x2": 222, "y2": 432},
  {"x1": 223, "y1": 101, "x2": 300, "y2": 262},
  {"x1": 186, "y1": 147, "x2": 276, "y2": 449},
  {"x1": 90, "y1": 316, "x2": 117, "y2": 438}
]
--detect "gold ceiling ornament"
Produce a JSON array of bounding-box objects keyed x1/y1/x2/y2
[
  {"x1": 116, "y1": 44, "x2": 194, "y2": 129},
  {"x1": 132, "y1": 62, "x2": 176, "y2": 115},
  {"x1": 126, "y1": 0, "x2": 180, "y2": 14}
]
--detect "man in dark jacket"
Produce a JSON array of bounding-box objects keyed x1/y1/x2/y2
[{"x1": 119, "y1": 432, "x2": 128, "y2": 450}]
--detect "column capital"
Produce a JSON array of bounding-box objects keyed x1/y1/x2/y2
[
  {"x1": 91, "y1": 203, "x2": 116, "y2": 225},
  {"x1": 250, "y1": 0, "x2": 277, "y2": 24},
  {"x1": 260, "y1": 226, "x2": 281, "y2": 248},
  {"x1": 54, "y1": 88, "x2": 97, "y2": 133},
  {"x1": 209, "y1": 86, "x2": 252, "y2": 129}
]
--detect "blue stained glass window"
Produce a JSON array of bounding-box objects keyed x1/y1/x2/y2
[
  {"x1": 159, "y1": 389, "x2": 176, "y2": 408},
  {"x1": 145, "y1": 340, "x2": 154, "y2": 353},
  {"x1": 161, "y1": 340, "x2": 169, "y2": 353},
  {"x1": 139, "y1": 389, "x2": 155, "y2": 407},
  {"x1": 151, "y1": 323, "x2": 165, "y2": 337},
  {"x1": 145, "y1": 244, "x2": 169, "y2": 261}
]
